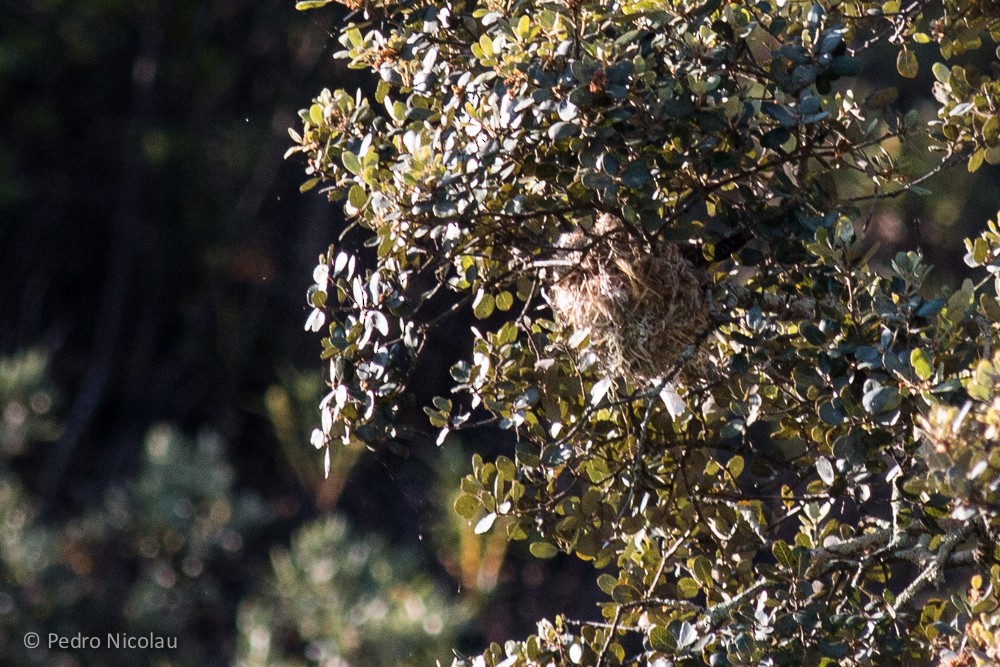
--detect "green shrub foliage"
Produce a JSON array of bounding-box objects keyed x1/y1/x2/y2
[
  {"x1": 0, "y1": 418, "x2": 269, "y2": 666},
  {"x1": 293, "y1": 0, "x2": 1000, "y2": 663},
  {"x1": 236, "y1": 516, "x2": 469, "y2": 667},
  {"x1": 0, "y1": 350, "x2": 60, "y2": 458}
]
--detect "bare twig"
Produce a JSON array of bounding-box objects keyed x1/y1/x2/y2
[
  {"x1": 698, "y1": 579, "x2": 770, "y2": 631},
  {"x1": 847, "y1": 151, "x2": 959, "y2": 203},
  {"x1": 893, "y1": 521, "x2": 976, "y2": 613},
  {"x1": 595, "y1": 605, "x2": 622, "y2": 667}
]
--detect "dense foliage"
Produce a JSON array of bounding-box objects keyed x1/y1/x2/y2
[
  {"x1": 294, "y1": 0, "x2": 1000, "y2": 663},
  {"x1": 236, "y1": 515, "x2": 469, "y2": 667}
]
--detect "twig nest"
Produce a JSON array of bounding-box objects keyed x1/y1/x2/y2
[{"x1": 545, "y1": 215, "x2": 712, "y2": 385}]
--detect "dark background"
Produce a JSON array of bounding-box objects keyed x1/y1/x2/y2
[
  {"x1": 0, "y1": 2, "x2": 997, "y2": 665},
  {"x1": 0, "y1": 0, "x2": 343, "y2": 505}
]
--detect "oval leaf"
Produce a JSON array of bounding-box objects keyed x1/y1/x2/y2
[
  {"x1": 910, "y1": 348, "x2": 933, "y2": 381},
  {"x1": 529, "y1": 541, "x2": 559, "y2": 559},
  {"x1": 897, "y1": 48, "x2": 918, "y2": 78},
  {"x1": 474, "y1": 512, "x2": 497, "y2": 534}
]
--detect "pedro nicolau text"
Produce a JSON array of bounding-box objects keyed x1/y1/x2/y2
[{"x1": 49, "y1": 632, "x2": 177, "y2": 650}]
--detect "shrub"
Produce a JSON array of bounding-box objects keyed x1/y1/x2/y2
[
  {"x1": 236, "y1": 516, "x2": 469, "y2": 667},
  {"x1": 293, "y1": 0, "x2": 1000, "y2": 663}
]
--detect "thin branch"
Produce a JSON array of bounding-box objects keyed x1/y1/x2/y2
[
  {"x1": 645, "y1": 526, "x2": 695, "y2": 597},
  {"x1": 892, "y1": 521, "x2": 977, "y2": 614},
  {"x1": 565, "y1": 618, "x2": 645, "y2": 633},
  {"x1": 618, "y1": 598, "x2": 701, "y2": 612},
  {"x1": 808, "y1": 527, "x2": 894, "y2": 577},
  {"x1": 595, "y1": 605, "x2": 622, "y2": 667},
  {"x1": 847, "y1": 151, "x2": 959, "y2": 203},
  {"x1": 698, "y1": 579, "x2": 770, "y2": 631}
]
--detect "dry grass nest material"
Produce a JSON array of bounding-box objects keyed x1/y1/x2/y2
[{"x1": 545, "y1": 215, "x2": 712, "y2": 385}]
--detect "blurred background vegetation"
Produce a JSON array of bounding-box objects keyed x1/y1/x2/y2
[{"x1": 1, "y1": 1, "x2": 998, "y2": 665}]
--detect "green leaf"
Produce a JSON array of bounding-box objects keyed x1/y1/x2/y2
[
  {"x1": 548, "y1": 121, "x2": 577, "y2": 141},
  {"x1": 308, "y1": 103, "x2": 324, "y2": 124},
  {"x1": 862, "y1": 384, "x2": 900, "y2": 414},
  {"x1": 761, "y1": 102, "x2": 797, "y2": 127},
  {"x1": 649, "y1": 626, "x2": 672, "y2": 651},
  {"x1": 931, "y1": 62, "x2": 951, "y2": 84},
  {"x1": 762, "y1": 127, "x2": 792, "y2": 149},
  {"x1": 773, "y1": 540, "x2": 794, "y2": 568},
  {"x1": 800, "y1": 323, "x2": 826, "y2": 345},
  {"x1": 981, "y1": 295, "x2": 1000, "y2": 323},
  {"x1": 478, "y1": 34, "x2": 494, "y2": 58},
  {"x1": 473, "y1": 290, "x2": 495, "y2": 319},
  {"x1": 691, "y1": 555, "x2": 714, "y2": 586},
  {"x1": 496, "y1": 455, "x2": 516, "y2": 481},
  {"x1": 917, "y1": 299, "x2": 945, "y2": 318},
  {"x1": 454, "y1": 493, "x2": 480, "y2": 519},
  {"x1": 345, "y1": 27, "x2": 363, "y2": 47},
  {"x1": 620, "y1": 164, "x2": 651, "y2": 189},
  {"x1": 819, "y1": 401, "x2": 846, "y2": 426},
  {"x1": 677, "y1": 577, "x2": 700, "y2": 598},
  {"x1": 529, "y1": 541, "x2": 559, "y2": 559},
  {"x1": 495, "y1": 291, "x2": 514, "y2": 311},
  {"x1": 516, "y1": 15, "x2": 530, "y2": 37},
  {"x1": 597, "y1": 573, "x2": 617, "y2": 595},
  {"x1": 675, "y1": 621, "x2": 697, "y2": 649},
  {"x1": 390, "y1": 101, "x2": 406, "y2": 123},
  {"x1": 342, "y1": 151, "x2": 362, "y2": 175},
  {"x1": 541, "y1": 443, "x2": 572, "y2": 466},
  {"x1": 348, "y1": 184, "x2": 368, "y2": 209},
  {"x1": 984, "y1": 116, "x2": 1000, "y2": 144},
  {"x1": 946, "y1": 283, "x2": 975, "y2": 321},
  {"x1": 910, "y1": 349, "x2": 933, "y2": 381},
  {"x1": 295, "y1": 0, "x2": 332, "y2": 8},
  {"x1": 728, "y1": 455, "x2": 745, "y2": 479},
  {"x1": 969, "y1": 149, "x2": 986, "y2": 173},
  {"x1": 507, "y1": 519, "x2": 529, "y2": 541},
  {"x1": 816, "y1": 457, "x2": 834, "y2": 485},
  {"x1": 896, "y1": 48, "x2": 918, "y2": 78}
]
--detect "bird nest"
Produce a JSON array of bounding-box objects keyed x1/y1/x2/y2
[{"x1": 545, "y1": 216, "x2": 712, "y2": 386}]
